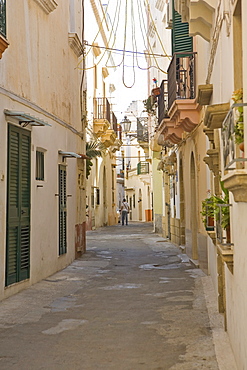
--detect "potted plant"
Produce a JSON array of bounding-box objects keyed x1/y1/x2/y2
[
  {"x1": 232, "y1": 88, "x2": 244, "y2": 150},
  {"x1": 201, "y1": 197, "x2": 215, "y2": 231},
  {"x1": 151, "y1": 78, "x2": 161, "y2": 97},
  {"x1": 201, "y1": 183, "x2": 230, "y2": 241},
  {"x1": 143, "y1": 95, "x2": 157, "y2": 116}
]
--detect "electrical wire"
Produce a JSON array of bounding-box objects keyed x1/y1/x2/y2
[
  {"x1": 78, "y1": 0, "x2": 171, "y2": 82},
  {"x1": 137, "y1": 0, "x2": 168, "y2": 74}
]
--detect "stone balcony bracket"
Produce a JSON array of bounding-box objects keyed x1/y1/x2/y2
[
  {"x1": 223, "y1": 170, "x2": 247, "y2": 202},
  {"x1": 110, "y1": 138, "x2": 122, "y2": 153},
  {"x1": 198, "y1": 84, "x2": 213, "y2": 106},
  {"x1": 217, "y1": 244, "x2": 234, "y2": 274},
  {"x1": 100, "y1": 129, "x2": 117, "y2": 148},
  {"x1": 0, "y1": 34, "x2": 9, "y2": 59},
  {"x1": 204, "y1": 102, "x2": 230, "y2": 129},
  {"x1": 203, "y1": 127, "x2": 215, "y2": 144},
  {"x1": 203, "y1": 148, "x2": 219, "y2": 175},
  {"x1": 150, "y1": 134, "x2": 162, "y2": 152},
  {"x1": 168, "y1": 99, "x2": 201, "y2": 132},
  {"x1": 93, "y1": 119, "x2": 109, "y2": 136}
]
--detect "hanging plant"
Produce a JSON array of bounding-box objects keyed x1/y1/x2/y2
[{"x1": 143, "y1": 95, "x2": 157, "y2": 116}]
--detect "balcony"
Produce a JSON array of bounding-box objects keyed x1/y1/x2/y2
[
  {"x1": 221, "y1": 103, "x2": 247, "y2": 202},
  {"x1": 157, "y1": 80, "x2": 169, "y2": 125},
  {"x1": 0, "y1": 0, "x2": 9, "y2": 58},
  {"x1": 137, "y1": 161, "x2": 149, "y2": 175},
  {"x1": 93, "y1": 97, "x2": 111, "y2": 136},
  {"x1": 112, "y1": 112, "x2": 122, "y2": 141},
  {"x1": 156, "y1": 53, "x2": 200, "y2": 145},
  {"x1": 167, "y1": 52, "x2": 196, "y2": 110},
  {"x1": 137, "y1": 117, "x2": 149, "y2": 152}
]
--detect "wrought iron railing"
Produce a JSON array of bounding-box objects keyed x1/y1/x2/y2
[
  {"x1": 167, "y1": 52, "x2": 196, "y2": 110},
  {"x1": 215, "y1": 203, "x2": 232, "y2": 246},
  {"x1": 0, "y1": 0, "x2": 6, "y2": 38},
  {"x1": 137, "y1": 161, "x2": 149, "y2": 175},
  {"x1": 137, "y1": 117, "x2": 148, "y2": 143},
  {"x1": 158, "y1": 80, "x2": 169, "y2": 125},
  {"x1": 222, "y1": 103, "x2": 247, "y2": 170},
  {"x1": 93, "y1": 97, "x2": 111, "y2": 123}
]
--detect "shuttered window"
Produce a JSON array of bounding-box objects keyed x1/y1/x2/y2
[
  {"x1": 36, "y1": 150, "x2": 44, "y2": 180},
  {"x1": 172, "y1": 9, "x2": 193, "y2": 54},
  {"x1": 6, "y1": 125, "x2": 31, "y2": 286},
  {"x1": 59, "y1": 165, "x2": 67, "y2": 255}
]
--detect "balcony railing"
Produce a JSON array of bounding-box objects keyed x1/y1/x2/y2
[
  {"x1": 158, "y1": 80, "x2": 168, "y2": 125},
  {"x1": 137, "y1": 161, "x2": 149, "y2": 175},
  {"x1": 137, "y1": 117, "x2": 148, "y2": 143},
  {"x1": 167, "y1": 52, "x2": 196, "y2": 110},
  {"x1": 93, "y1": 97, "x2": 111, "y2": 123},
  {"x1": 222, "y1": 103, "x2": 247, "y2": 170},
  {"x1": 112, "y1": 112, "x2": 122, "y2": 141},
  {"x1": 0, "y1": 0, "x2": 6, "y2": 38}
]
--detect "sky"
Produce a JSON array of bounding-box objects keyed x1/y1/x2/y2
[{"x1": 101, "y1": 0, "x2": 149, "y2": 119}]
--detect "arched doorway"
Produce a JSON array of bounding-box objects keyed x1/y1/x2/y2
[{"x1": 191, "y1": 153, "x2": 198, "y2": 260}]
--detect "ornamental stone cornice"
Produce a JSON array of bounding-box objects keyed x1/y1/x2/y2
[{"x1": 68, "y1": 33, "x2": 83, "y2": 57}]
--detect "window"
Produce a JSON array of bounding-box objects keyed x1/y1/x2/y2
[
  {"x1": 133, "y1": 193, "x2": 136, "y2": 208},
  {"x1": 96, "y1": 188, "x2": 100, "y2": 206},
  {"x1": 0, "y1": 0, "x2": 6, "y2": 38},
  {"x1": 36, "y1": 151, "x2": 44, "y2": 180},
  {"x1": 91, "y1": 188, "x2": 95, "y2": 208}
]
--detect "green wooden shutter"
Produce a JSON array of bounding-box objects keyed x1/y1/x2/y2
[
  {"x1": 172, "y1": 9, "x2": 193, "y2": 54},
  {"x1": 20, "y1": 132, "x2": 31, "y2": 280},
  {"x1": 6, "y1": 125, "x2": 31, "y2": 286},
  {"x1": 59, "y1": 165, "x2": 67, "y2": 255}
]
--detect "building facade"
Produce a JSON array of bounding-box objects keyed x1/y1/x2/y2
[
  {"x1": 150, "y1": 0, "x2": 247, "y2": 365},
  {"x1": 0, "y1": 0, "x2": 86, "y2": 300},
  {"x1": 84, "y1": 0, "x2": 121, "y2": 230}
]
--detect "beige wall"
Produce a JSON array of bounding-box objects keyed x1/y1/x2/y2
[{"x1": 0, "y1": 0, "x2": 85, "y2": 300}]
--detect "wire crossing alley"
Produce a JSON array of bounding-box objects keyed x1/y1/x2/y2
[{"x1": 0, "y1": 223, "x2": 235, "y2": 370}]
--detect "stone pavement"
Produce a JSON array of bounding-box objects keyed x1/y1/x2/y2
[{"x1": 0, "y1": 223, "x2": 237, "y2": 370}]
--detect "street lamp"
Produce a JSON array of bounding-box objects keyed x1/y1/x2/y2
[{"x1": 121, "y1": 115, "x2": 131, "y2": 133}]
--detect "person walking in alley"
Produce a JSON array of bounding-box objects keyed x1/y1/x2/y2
[{"x1": 121, "y1": 198, "x2": 130, "y2": 226}]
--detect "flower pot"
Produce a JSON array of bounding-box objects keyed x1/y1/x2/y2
[
  {"x1": 239, "y1": 142, "x2": 244, "y2": 152},
  {"x1": 206, "y1": 216, "x2": 214, "y2": 231},
  {"x1": 226, "y1": 224, "x2": 231, "y2": 244},
  {"x1": 152, "y1": 87, "x2": 161, "y2": 97}
]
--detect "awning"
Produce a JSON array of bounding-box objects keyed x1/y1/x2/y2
[
  {"x1": 58, "y1": 151, "x2": 82, "y2": 159},
  {"x1": 4, "y1": 110, "x2": 51, "y2": 127}
]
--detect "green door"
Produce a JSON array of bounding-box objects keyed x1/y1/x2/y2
[
  {"x1": 59, "y1": 164, "x2": 67, "y2": 255},
  {"x1": 6, "y1": 124, "x2": 31, "y2": 286}
]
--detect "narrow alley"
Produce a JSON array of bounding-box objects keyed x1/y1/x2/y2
[{"x1": 0, "y1": 223, "x2": 235, "y2": 370}]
